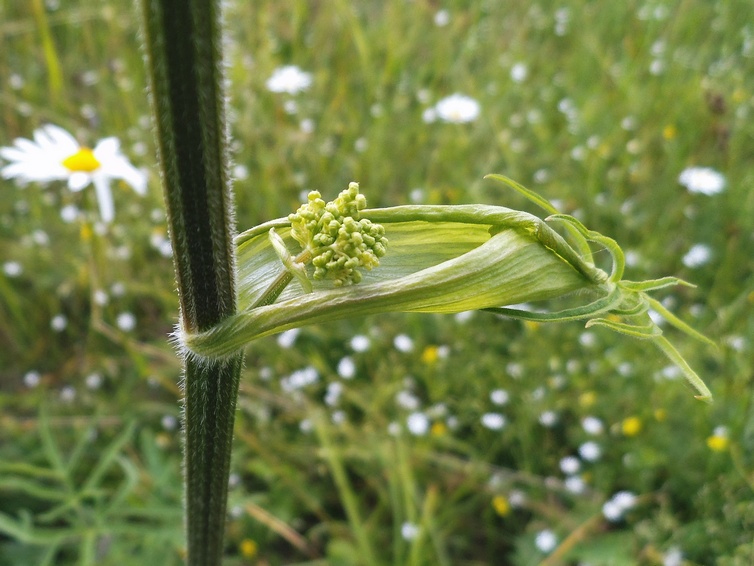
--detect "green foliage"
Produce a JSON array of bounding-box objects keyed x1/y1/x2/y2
[{"x1": 2, "y1": 0, "x2": 754, "y2": 564}]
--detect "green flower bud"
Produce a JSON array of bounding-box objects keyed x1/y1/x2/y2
[{"x1": 183, "y1": 176, "x2": 712, "y2": 403}]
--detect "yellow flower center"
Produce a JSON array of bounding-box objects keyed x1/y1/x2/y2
[{"x1": 62, "y1": 147, "x2": 101, "y2": 172}]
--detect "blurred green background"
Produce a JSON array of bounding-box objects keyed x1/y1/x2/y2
[{"x1": 1, "y1": 1, "x2": 753, "y2": 564}]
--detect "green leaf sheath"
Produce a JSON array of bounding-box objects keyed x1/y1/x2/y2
[{"x1": 139, "y1": 1, "x2": 242, "y2": 565}]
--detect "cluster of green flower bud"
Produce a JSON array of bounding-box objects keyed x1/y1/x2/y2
[{"x1": 288, "y1": 182, "x2": 388, "y2": 286}]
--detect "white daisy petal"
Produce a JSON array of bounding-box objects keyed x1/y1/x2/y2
[
  {"x1": 92, "y1": 175, "x2": 115, "y2": 223},
  {"x1": 93, "y1": 137, "x2": 121, "y2": 158},
  {"x1": 68, "y1": 172, "x2": 91, "y2": 191},
  {"x1": 42, "y1": 124, "x2": 80, "y2": 153},
  {"x1": 104, "y1": 156, "x2": 148, "y2": 195},
  {"x1": 0, "y1": 146, "x2": 32, "y2": 162}
]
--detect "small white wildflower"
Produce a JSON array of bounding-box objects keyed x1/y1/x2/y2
[
  {"x1": 535, "y1": 529, "x2": 558, "y2": 553},
  {"x1": 582, "y1": 416, "x2": 604, "y2": 435},
  {"x1": 427, "y1": 403, "x2": 447, "y2": 418},
  {"x1": 259, "y1": 366, "x2": 273, "y2": 381},
  {"x1": 579, "y1": 441, "x2": 602, "y2": 462},
  {"x1": 228, "y1": 473, "x2": 241, "y2": 489},
  {"x1": 161, "y1": 414, "x2": 178, "y2": 430},
  {"x1": 9, "y1": 74, "x2": 24, "y2": 90},
  {"x1": 60, "y1": 204, "x2": 79, "y2": 223},
  {"x1": 265, "y1": 65, "x2": 312, "y2": 94},
  {"x1": 539, "y1": 410, "x2": 558, "y2": 427},
  {"x1": 387, "y1": 421, "x2": 401, "y2": 436},
  {"x1": 506, "y1": 362, "x2": 524, "y2": 379},
  {"x1": 613, "y1": 491, "x2": 638, "y2": 510},
  {"x1": 564, "y1": 475, "x2": 586, "y2": 494},
  {"x1": 490, "y1": 388, "x2": 510, "y2": 406},
  {"x1": 331, "y1": 410, "x2": 346, "y2": 424},
  {"x1": 51, "y1": 314, "x2": 68, "y2": 332},
  {"x1": 401, "y1": 522, "x2": 419, "y2": 540},
  {"x1": 678, "y1": 166, "x2": 726, "y2": 195},
  {"x1": 300, "y1": 118, "x2": 315, "y2": 134},
  {"x1": 159, "y1": 240, "x2": 173, "y2": 257},
  {"x1": 454, "y1": 310, "x2": 474, "y2": 323},
  {"x1": 713, "y1": 425, "x2": 729, "y2": 438},
  {"x1": 299, "y1": 419, "x2": 313, "y2": 433},
  {"x1": 649, "y1": 60, "x2": 665, "y2": 75},
  {"x1": 283, "y1": 99, "x2": 298, "y2": 114},
  {"x1": 481, "y1": 412, "x2": 507, "y2": 430},
  {"x1": 510, "y1": 62, "x2": 528, "y2": 83},
  {"x1": 406, "y1": 412, "x2": 429, "y2": 436},
  {"x1": 277, "y1": 328, "x2": 300, "y2": 349},
  {"x1": 280, "y1": 366, "x2": 319, "y2": 392},
  {"x1": 60, "y1": 385, "x2": 76, "y2": 402},
  {"x1": 433, "y1": 9, "x2": 450, "y2": 26},
  {"x1": 663, "y1": 547, "x2": 683, "y2": 566},
  {"x1": 533, "y1": 168, "x2": 550, "y2": 183},
  {"x1": 422, "y1": 107, "x2": 437, "y2": 123},
  {"x1": 93, "y1": 289, "x2": 109, "y2": 306},
  {"x1": 85, "y1": 372, "x2": 102, "y2": 389},
  {"x1": 434, "y1": 93, "x2": 481, "y2": 124},
  {"x1": 233, "y1": 164, "x2": 249, "y2": 180},
  {"x1": 116, "y1": 312, "x2": 136, "y2": 332},
  {"x1": 325, "y1": 381, "x2": 343, "y2": 406},
  {"x1": 23, "y1": 371, "x2": 41, "y2": 388},
  {"x1": 337, "y1": 356, "x2": 356, "y2": 379},
  {"x1": 110, "y1": 282, "x2": 126, "y2": 297},
  {"x1": 579, "y1": 331, "x2": 597, "y2": 347},
  {"x1": 661, "y1": 364, "x2": 682, "y2": 380},
  {"x1": 559, "y1": 456, "x2": 581, "y2": 475},
  {"x1": 508, "y1": 489, "x2": 526, "y2": 508},
  {"x1": 602, "y1": 499, "x2": 623, "y2": 522},
  {"x1": 682, "y1": 243, "x2": 712, "y2": 268},
  {"x1": 354, "y1": 137, "x2": 368, "y2": 153},
  {"x1": 393, "y1": 334, "x2": 414, "y2": 353},
  {"x1": 396, "y1": 390, "x2": 421, "y2": 410},
  {"x1": 3, "y1": 261, "x2": 22, "y2": 277},
  {"x1": 350, "y1": 334, "x2": 371, "y2": 352}
]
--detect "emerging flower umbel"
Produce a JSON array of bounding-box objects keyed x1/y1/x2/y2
[
  {"x1": 183, "y1": 176, "x2": 713, "y2": 402},
  {"x1": 0, "y1": 124, "x2": 147, "y2": 223}
]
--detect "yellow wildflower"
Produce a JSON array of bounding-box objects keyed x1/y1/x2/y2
[
  {"x1": 239, "y1": 538, "x2": 258, "y2": 559},
  {"x1": 621, "y1": 416, "x2": 642, "y2": 437},
  {"x1": 421, "y1": 345, "x2": 439, "y2": 364},
  {"x1": 430, "y1": 421, "x2": 447, "y2": 437},
  {"x1": 579, "y1": 391, "x2": 597, "y2": 409},
  {"x1": 492, "y1": 495, "x2": 511, "y2": 517},
  {"x1": 706, "y1": 435, "x2": 729, "y2": 452}
]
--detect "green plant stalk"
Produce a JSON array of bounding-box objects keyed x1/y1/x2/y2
[
  {"x1": 314, "y1": 413, "x2": 378, "y2": 566},
  {"x1": 139, "y1": 1, "x2": 242, "y2": 564}
]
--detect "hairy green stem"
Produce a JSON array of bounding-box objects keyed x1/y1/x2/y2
[{"x1": 139, "y1": 1, "x2": 242, "y2": 564}]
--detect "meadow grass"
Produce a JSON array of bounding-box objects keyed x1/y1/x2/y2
[{"x1": 1, "y1": 1, "x2": 754, "y2": 564}]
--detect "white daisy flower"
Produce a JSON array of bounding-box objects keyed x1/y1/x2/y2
[
  {"x1": 678, "y1": 166, "x2": 726, "y2": 195},
  {"x1": 265, "y1": 65, "x2": 313, "y2": 94},
  {"x1": 433, "y1": 93, "x2": 481, "y2": 124},
  {"x1": 0, "y1": 124, "x2": 147, "y2": 223}
]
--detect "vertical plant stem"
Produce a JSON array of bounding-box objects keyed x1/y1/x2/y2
[
  {"x1": 314, "y1": 413, "x2": 378, "y2": 566},
  {"x1": 139, "y1": 1, "x2": 242, "y2": 564}
]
